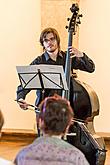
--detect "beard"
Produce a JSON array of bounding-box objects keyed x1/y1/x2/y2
[
  {"x1": 46, "y1": 45, "x2": 57, "y2": 53},
  {"x1": 48, "y1": 49, "x2": 56, "y2": 53}
]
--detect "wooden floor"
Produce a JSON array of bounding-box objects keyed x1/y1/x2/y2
[
  {"x1": 0, "y1": 133, "x2": 110, "y2": 165},
  {"x1": 0, "y1": 133, "x2": 36, "y2": 162}
]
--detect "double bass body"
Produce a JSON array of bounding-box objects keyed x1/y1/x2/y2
[
  {"x1": 70, "y1": 74, "x2": 99, "y2": 121},
  {"x1": 68, "y1": 74, "x2": 106, "y2": 165}
]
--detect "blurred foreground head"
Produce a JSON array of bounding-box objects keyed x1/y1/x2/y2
[
  {"x1": 39, "y1": 94, "x2": 74, "y2": 136},
  {"x1": 0, "y1": 110, "x2": 4, "y2": 131}
]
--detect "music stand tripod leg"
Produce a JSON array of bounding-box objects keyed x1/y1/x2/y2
[{"x1": 37, "y1": 69, "x2": 45, "y2": 137}]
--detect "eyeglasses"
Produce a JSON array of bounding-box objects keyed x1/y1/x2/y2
[{"x1": 43, "y1": 37, "x2": 56, "y2": 43}]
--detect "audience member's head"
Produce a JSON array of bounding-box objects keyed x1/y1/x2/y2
[
  {"x1": 39, "y1": 94, "x2": 74, "y2": 136},
  {"x1": 0, "y1": 110, "x2": 4, "y2": 131}
]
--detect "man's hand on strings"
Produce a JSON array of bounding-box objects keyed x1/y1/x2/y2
[{"x1": 68, "y1": 46, "x2": 84, "y2": 58}]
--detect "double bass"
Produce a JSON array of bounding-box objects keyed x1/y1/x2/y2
[{"x1": 63, "y1": 3, "x2": 106, "y2": 165}]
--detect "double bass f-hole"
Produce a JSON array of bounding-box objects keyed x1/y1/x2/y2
[{"x1": 62, "y1": 3, "x2": 82, "y2": 100}]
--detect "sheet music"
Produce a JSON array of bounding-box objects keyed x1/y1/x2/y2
[{"x1": 16, "y1": 65, "x2": 68, "y2": 90}]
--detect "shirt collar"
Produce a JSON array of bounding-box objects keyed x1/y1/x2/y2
[{"x1": 44, "y1": 51, "x2": 63, "y2": 61}]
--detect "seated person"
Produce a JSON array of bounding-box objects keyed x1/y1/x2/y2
[
  {"x1": 14, "y1": 95, "x2": 89, "y2": 165},
  {"x1": 0, "y1": 110, "x2": 15, "y2": 165}
]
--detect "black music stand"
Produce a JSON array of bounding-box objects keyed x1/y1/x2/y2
[
  {"x1": 16, "y1": 64, "x2": 68, "y2": 93},
  {"x1": 16, "y1": 64, "x2": 68, "y2": 136}
]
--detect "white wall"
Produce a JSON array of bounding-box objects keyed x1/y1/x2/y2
[
  {"x1": 0, "y1": 0, "x2": 41, "y2": 131},
  {"x1": 0, "y1": 0, "x2": 110, "y2": 133},
  {"x1": 79, "y1": 0, "x2": 110, "y2": 132}
]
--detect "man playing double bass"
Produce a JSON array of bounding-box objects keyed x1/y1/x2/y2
[{"x1": 16, "y1": 27, "x2": 95, "y2": 110}]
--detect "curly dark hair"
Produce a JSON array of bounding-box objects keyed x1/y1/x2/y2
[
  {"x1": 39, "y1": 95, "x2": 73, "y2": 135},
  {"x1": 39, "y1": 27, "x2": 60, "y2": 50}
]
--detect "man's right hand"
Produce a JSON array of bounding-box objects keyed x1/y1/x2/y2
[{"x1": 17, "y1": 99, "x2": 29, "y2": 110}]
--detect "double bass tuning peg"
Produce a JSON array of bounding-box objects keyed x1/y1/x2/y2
[
  {"x1": 76, "y1": 20, "x2": 81, "y2": 25},
  {"x1": 67, "y1": 18, "x2": 70, "y2": 21},
  {"x1": 79, "y1": 14, "x2": 83, "y2": 18},
  {"x1": 79, "y1": 14, "x2": 83, "y2": 17},
  {"x1": 76, "y1": 14, "x2": 83, "y2": 24}
]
